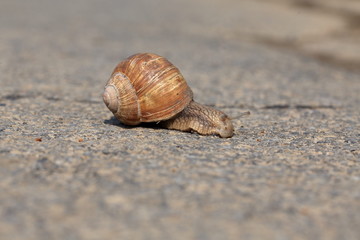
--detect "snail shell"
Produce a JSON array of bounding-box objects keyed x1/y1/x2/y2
[{"x1": 103, "y1": 53, "x2": 193, "y2": 125}]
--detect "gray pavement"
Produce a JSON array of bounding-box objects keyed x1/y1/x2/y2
[{"x1": 0, "y1": 0, "x2": 359, "y2": 239}]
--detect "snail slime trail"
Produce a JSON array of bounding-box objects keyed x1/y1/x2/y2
[{"x1": 103, "y1": 53, "x2": 234, "y2": 138}]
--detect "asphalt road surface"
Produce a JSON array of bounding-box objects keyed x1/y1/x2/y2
[{"x1": 0, "y1": 0, "x2": 359, "y2": 239}]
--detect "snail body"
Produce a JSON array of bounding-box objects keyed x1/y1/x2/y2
[{"x1": 103, "y1": 53, "x2": 234, "y2": 138}]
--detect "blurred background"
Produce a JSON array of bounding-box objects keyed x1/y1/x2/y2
[
  {"x1": 1, "y1": 0, "x2": 359, "y2": 88},
  {"x1": 1, "y1": 0, "x2": 359, "y2": 108}
]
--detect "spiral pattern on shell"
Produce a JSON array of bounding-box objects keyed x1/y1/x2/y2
[{"x1": 103, "y1": 53, "x2": 193, "y2": 125}]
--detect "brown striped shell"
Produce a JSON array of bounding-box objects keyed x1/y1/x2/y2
[{"x1": 103, "y1": 53, "x2": 193, "y2": 125}]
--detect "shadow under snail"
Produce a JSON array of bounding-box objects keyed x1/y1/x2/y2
[{"x1": 102, "y1": 53, "x2": 234, "y2": 138}]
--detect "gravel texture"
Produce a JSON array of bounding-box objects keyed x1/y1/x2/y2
[{"x1": 0, "y1": 0, "x2": 359, "y2": 239}]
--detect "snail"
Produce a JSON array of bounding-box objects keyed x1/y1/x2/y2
[{"x1": 103, "y1": 53, "x2": 234, "y2": 138}]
